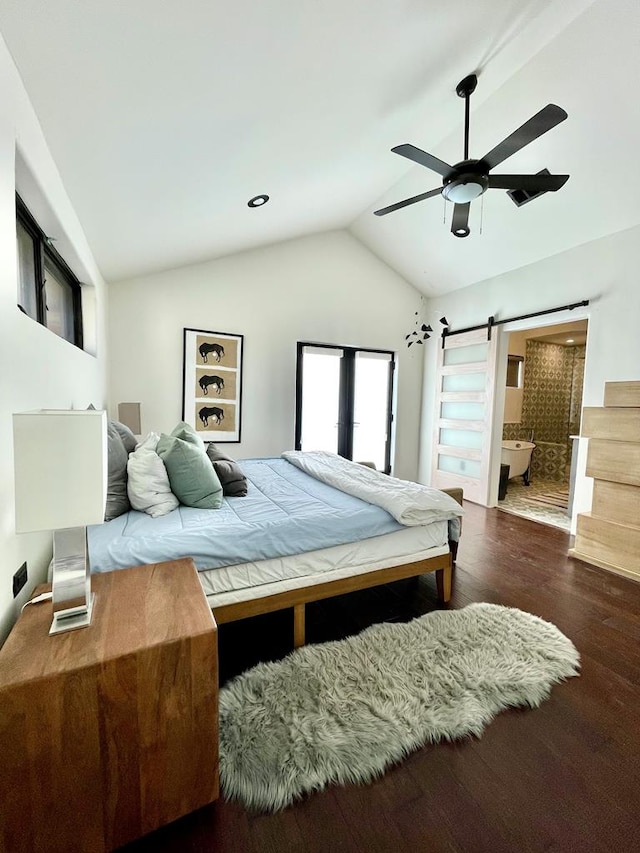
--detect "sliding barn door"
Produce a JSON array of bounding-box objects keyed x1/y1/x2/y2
[{"x1": 431, "y1": 328, "x2": 498, "y2": 505}]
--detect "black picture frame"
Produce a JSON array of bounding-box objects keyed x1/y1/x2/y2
[{"x1": 182, "y1": 327, "x2": 244, "y2": 442}]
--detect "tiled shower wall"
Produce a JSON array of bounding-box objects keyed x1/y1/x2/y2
[{"x1": 502, "y1": 342, "x2": 586, "y2": 478}]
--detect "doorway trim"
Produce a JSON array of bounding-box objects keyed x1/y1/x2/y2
[
  {"x1": 490, "y1": 305, "x2": 591, "y2": 509},
  {"x1": 294, "y1": 341, "x2": 396, "y2": 474}
]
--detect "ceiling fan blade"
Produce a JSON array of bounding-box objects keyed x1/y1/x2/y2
[
  {"x1": 374, "y1": 187, "x2": 442, "y2": 216},
  {"x1": 479, "y1": 104, "x2": 568, "y2": 170},
  {"x1": 451, "y1": 202, "x2": 470, "y2": 238},
  {"x1": 392, "y1": 144, "x2": 452, "y2": 177},
  {"x1": 488, "y1": 174, "x2": 569, "y2": 192}
]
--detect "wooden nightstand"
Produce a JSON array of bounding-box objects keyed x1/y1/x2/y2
[{"x1": 0, "y1": 558, "x2": 218, "y2": 852}]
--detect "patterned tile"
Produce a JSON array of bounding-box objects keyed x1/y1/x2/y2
[
  {"x1": 530, "y1": 442, "x2": 568, "y2": 481},
  {"x1": 497, "y1": 477, "x2": 571, "y2": 531}
]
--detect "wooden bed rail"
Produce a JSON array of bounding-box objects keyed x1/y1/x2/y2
[{"x1": 213, "y1": 552, "x2": 452, "y2": 648}]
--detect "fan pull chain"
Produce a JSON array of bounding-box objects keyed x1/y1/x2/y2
[
  {"x1": 480, "y1": 193, "x2": 484, "y2": 235},
  {"x1": 443, "y1": 196, "x2": 447, "y2": 225}
]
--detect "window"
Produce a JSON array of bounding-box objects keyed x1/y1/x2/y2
[
  {"x1": 16, "y1": 194, "x2": 83, "y2": 348},
  {"x1": 295, "y1": 343, "x2": 395, "y2": 473}
]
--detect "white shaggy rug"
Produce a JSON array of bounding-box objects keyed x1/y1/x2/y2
[{"x1": 219, "y1": 603, "x2": 580, "y2": 811}]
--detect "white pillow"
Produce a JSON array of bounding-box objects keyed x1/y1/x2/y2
[{"x1": 127, "y1": 432, "x2": 179, "y2": 518}]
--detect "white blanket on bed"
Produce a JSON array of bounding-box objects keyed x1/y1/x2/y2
[{"x1": 282, "y1": 451, "x2": 463, "y2": 529}]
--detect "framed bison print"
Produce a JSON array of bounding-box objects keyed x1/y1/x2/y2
[{"x1": 182, "y1": 328, "x2": 244, "y2": 442}]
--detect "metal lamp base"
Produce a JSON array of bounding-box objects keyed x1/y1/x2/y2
[
  {"x1": 49, "y1": 592, "x2": 96, "y2": 635},
  {"x1": 50, "y1": 526, "x2": 94, "y2": 635}
]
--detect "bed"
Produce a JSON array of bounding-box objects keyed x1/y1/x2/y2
[{"x1": 88, "y1": 451, "x2": 464, "y2": 646}]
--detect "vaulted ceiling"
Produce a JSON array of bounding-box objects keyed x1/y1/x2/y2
[{"x1": 1, "y1": 0, "x2": 638, "y2": 293}]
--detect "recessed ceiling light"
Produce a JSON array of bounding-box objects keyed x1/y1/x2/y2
[
  {"x1": 248, "y1": 194, "x2": 269, "y2": 208},
  {"x1": 566, "y1": 338, "x2": 574, "y2": 343}
]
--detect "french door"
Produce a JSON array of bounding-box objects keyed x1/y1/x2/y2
[
  {"x1": 431, "y1": 328, "x2": 498, "y2": 504},
  {"x1": 295, "y1": 343, "x2": 395, "y2": 473}
]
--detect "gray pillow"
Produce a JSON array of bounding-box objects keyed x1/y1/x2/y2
[
  {"x1": 205, "y1": 444, "x2": 248, "y2": 497},
  {"x1": 111, "y1": 419, "x2": 137, "y2": 454},
  {"x1": 105, "y1": 421, "x2": 131, "y2": 520}
]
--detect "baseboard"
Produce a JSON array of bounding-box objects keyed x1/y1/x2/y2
[{"x1": 568, "y1": 548, "x2": 640, "y2": 584}]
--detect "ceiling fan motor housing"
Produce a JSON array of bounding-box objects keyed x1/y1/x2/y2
[{"x1": 442, "y1": 160, "x2": 489, "y2": 203}]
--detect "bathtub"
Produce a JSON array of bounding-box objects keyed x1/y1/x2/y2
[{"x1": 501, "y1": 440, "x2": 535, "y2": 479}]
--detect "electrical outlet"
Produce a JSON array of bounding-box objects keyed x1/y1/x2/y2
[{"x1": 13, "y1": 562, "x2": 27, "y2": 598}]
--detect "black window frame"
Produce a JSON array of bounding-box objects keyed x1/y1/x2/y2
[
  {"x1": 16, "y1": 194, "x2": 83, "y2": 349},
  {"x1": 295, "y1": 341, "x2": 395, "y2": 474}
]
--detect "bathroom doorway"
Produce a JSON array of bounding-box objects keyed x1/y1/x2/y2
[{"x1": 496, "y1": 319, "x2": 588, "y2": 531}]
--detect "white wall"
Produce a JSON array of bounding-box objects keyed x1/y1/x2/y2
[
  {"x1": 0, "y1": 35, "x2": 108, "y2": 643},
  {"x1": 108, "y1": 230, "x2": 424, "y2": 480},
  {"x1": 419, "y1": 224, "x2": 640, "y2": 534}
]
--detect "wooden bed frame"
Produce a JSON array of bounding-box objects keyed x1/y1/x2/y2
[{"x1": 212, "y1": 487, "x2": 463, "y2": 647}]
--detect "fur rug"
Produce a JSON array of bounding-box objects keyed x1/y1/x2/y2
[{"x1": 219, "y1": 603, "x2": 580, "y2": 811}]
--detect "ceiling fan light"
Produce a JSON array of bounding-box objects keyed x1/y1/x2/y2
[{"x1": 443, "y1": 180, "x2": 484, "y2": 204}]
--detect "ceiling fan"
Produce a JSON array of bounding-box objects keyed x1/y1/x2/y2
[{"x1": 374, "y1": 73, "x2": 569, "y2": 237}]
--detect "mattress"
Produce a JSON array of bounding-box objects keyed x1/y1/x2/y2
[{"x1": 201, "y1": 521, "x2": 449, "y2": 607}]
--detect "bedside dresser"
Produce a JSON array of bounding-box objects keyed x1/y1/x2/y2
[{"x1": 0, "y1": 558, "x2": 218, "y2": 852}]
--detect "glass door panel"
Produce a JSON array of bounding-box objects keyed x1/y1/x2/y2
[
  {"x1": 443, "y1": 342, "x2": 488, "y2": 365},
  {"x1": 352, "y1": 352, "x2": 392, "y2": 472},
  {"x1": 439, "y1": 428, "x2": 483, "y2": 450},
  {"x1": 442, "y1": 371, "x2": 486, "y2": 392},
  {"x1": 437, "y1": 454, "x2": 482, "y2": 478},
  {"x1": 441, "y1": 401, "x2": 485, "y2": 420},
  {"x1": 299, "y1": 347, "x2": 341, "y2": 453}
]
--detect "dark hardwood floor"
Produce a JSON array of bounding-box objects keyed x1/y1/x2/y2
[{"x1": 121, "y1": 504, "x2": 640, "y2": 852}]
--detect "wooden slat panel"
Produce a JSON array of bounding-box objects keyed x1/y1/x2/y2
[
  {"x1": 603, "y1": 381, "x2": 640, "y2": 408},
  {"x1": 438, "y1": 418, "x2": 485, "y2": 431},
  {"x1": 586, "y1": 439, "x2": 640, "y2": 486},
  {"x1": 574, "y1": 513, "x2": 640, "y2": 576},
  {"x1": 441, "y1": 364, "x2": 486, "y2": 375},
  {"x1": 440, "y1": 391, "x2": 486, "y2": 403},
  {"x1": 582, "y1": 407, "x2": 640, "y2": 441},
  {"x1": 592, "y1": 480, "x2": 640, "y2": 528},
  {"x1": 443, "y1": 328, "x2": 489, "y2": 347},
  {"x1": 436, "y1": 444, "x2": 482, "y2": 461}
]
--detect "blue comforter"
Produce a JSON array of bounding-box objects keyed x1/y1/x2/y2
[{"x1": 88, "y1": 457, "x2": 404, "y2": 573}]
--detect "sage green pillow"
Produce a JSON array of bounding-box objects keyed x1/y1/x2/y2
[
  {"x1": 171, "y1": 420, "x2": 206, "y2": 453},
  {"x1": 156, "y1": 434, "x2": 223, "y2": 509}
]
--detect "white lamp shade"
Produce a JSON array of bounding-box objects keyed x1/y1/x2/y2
[{"x1": 13, "y1": 410, "x2": 108, "y2": 533}]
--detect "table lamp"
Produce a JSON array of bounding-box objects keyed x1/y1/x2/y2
[{"x1": 13, "y1": 409, "x2": 108, "y2": 634}]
